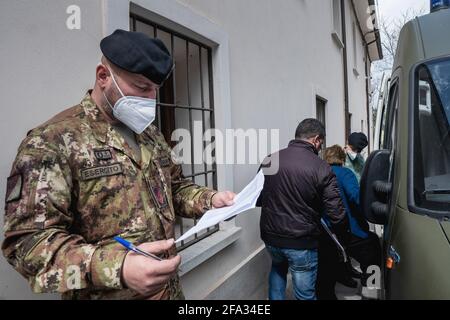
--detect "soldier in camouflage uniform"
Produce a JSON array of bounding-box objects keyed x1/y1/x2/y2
[{"x1": 2, "y1": 30, "x2": 235, "y2": 299}]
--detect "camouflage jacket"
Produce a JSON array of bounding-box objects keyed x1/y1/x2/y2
[{"x1": 2, "y1": 92, "x2": 217, "y2": 300}]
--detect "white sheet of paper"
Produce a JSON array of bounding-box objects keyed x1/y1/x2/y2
[{"x1": 176, "y1": 170, "x2": 265, "y2": 243}]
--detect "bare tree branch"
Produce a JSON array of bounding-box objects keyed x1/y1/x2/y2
[{"x1": 370, "y1": 6, "x2": 426, "y2": 113}]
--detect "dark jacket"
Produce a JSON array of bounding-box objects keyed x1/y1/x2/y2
[
  {"x1": 330, "y1": 165, "x2": 369, "y2": 239},
  {"x1": 258, "y1": 140, "x2": 348, "y2": 249}
]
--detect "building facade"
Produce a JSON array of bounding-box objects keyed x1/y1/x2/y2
[{"x1": 0, "y1": 0, "x2": 381, "y2": 299}]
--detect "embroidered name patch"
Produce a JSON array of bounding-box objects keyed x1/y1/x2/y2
[
  {"x1": 6, "y1": 174, "x2": 22, "y2": 203},
  {"x1": 94, "y1": 148, "x2": 112, "y2": 160},
  {"x1": 80, "y1": 163, "x2": 123, "y2": 180}
]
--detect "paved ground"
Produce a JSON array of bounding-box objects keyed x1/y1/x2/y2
[
  {"x1": 336, "y1": 281, "x2": 363, "y2": 300},
  {"x1": 284, "y1": 275, "x2": 363, "y2": 300},
  {"x1": 284, "y1": 262, "x2": 380, "y2": 300}
]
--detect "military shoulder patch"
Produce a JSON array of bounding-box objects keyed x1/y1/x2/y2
[
  {"x1": 6, "y1": 174, "x2": 22, "y2": 203},
  {"x1": 80, "y1": 163, "x2": 123, "y2": 181}
]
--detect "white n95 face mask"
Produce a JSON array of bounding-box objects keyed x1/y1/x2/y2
[{"x1": 104, "y1": 67, "x2": 156, "y2": 134}]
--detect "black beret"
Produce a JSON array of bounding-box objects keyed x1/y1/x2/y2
[
  {"x1": 348, "y1": 132, "x2": 368, "y2": 153},
  {"x1": 100, "y1": 29, "x2": 173, "y2": 86}
]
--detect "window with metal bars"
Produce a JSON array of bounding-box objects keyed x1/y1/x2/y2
[{"x1": 130, "y1": 14, "x2": 219, "y2": 251}]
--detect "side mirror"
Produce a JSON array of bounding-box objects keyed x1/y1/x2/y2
[{"x1": 360, "y1": 149, "x2": 392, "y2": 225}]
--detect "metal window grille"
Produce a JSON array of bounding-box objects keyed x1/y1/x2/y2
[{"x1": 130, "y1": 14, "x2": 219, "y2": 251}]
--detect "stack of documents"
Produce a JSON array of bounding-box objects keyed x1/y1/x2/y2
[{"x1": 176, "y1": 170, "x2": 265, "y2": 243}]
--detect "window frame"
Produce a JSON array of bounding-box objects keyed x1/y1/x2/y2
[
  {"x1": 331, "y1": 0, "x2": 345, "y2": 49},
  {"x1": 381, "y1": 79, "x2": 399, "y2": 197},
  {"x1": 352, "y1": 22, "x2": 359, "y2": 76},
  {"x1": 382, "y1": 79, "x2": 399, "y2": 151},
  {"x1": 316, "y1": 95, "x2": 327, "y2": 150},
  {"x1": 130, "y1": 13, "x2": 220, "y2": 250},
  {"x1": 408, "y1": 55, "x2": 450, "y2": 218},
  {"x1": 332, "y1": 0, "x2": 343, "y2": 38}
]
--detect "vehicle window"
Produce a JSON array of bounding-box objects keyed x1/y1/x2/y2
[
  {"x1": 381, "y1": 82, "x2": 399, "y2": 151},
  {"x1": 413, "y1": 58, "x2": 450, "y2": 212}
]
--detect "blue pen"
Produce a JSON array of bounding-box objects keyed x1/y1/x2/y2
[{"x1": 114, "y1": 236, "x2": 163, "y2": 261}]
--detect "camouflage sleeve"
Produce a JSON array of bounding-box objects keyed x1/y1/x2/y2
[
  {"x1": 2, "y1": 132, "x2": 127, "y2": 293},
  {"x1": 169, "y1": 157, "x2": 217, "y2": 219}
]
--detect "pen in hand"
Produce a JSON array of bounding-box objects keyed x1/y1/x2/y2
[{"x1": 114, "y1": 236, "x2": 163, "y2": 261}]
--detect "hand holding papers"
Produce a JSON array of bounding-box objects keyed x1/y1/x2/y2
[{"x1": 176, "y1": 170, "x2": 265, "y2": 243}]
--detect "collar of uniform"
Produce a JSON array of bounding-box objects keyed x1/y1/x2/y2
[
  {"x1": 288, "y1": 139, "x2": 318, "y2": 155},
  {"x1": 80, "y1": 91, "x2": 110, "y2": 144}
]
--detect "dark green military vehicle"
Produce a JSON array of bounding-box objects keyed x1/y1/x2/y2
[{"x1": 363, "y1": 6, "x2": 450, "y2": 299}]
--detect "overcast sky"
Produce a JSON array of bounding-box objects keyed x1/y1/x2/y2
[
  {"x1": 371, "y1": 1, "x2": 431, "y2": 103},
  {"x1": 377, "y1": 0, "x2": 429, "y2": 23}
]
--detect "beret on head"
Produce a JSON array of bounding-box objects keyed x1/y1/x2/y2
[
  {"x1": 348, "y1": 132, "x2": 368, "y2": 153},
  {"x1": 100, "y1": 29, "x2": 173, "y2": 86}
]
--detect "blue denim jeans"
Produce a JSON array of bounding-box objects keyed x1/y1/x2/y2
[{"x1": 266, "y1": 245, "x2": 318, "y2": 300}]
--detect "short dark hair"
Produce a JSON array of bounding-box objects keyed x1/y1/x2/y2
[
  {"x1": 348, "y1": 132, "x2": 368, "y2": 153},
  {"x1": 295, "y1": 118, "x2": 325, "y2": 140}
]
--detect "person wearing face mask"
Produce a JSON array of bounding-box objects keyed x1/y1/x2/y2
[
  {"x1": 257, "y1": 119, "x2": 349, "y2": 300},
  {"x1": 344, "y1": 132, "x2": 368, "y2": 183},
  {"x1": 317, "y1": 145, "x2": 381, "y2": 300},
  {"x1": 2, "y1": 29, "x2": 236, "y2": 300}
]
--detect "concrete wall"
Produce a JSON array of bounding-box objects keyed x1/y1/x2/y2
[{"x1": 0, "y1": 0, "x2": 372, "y2": 299}]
